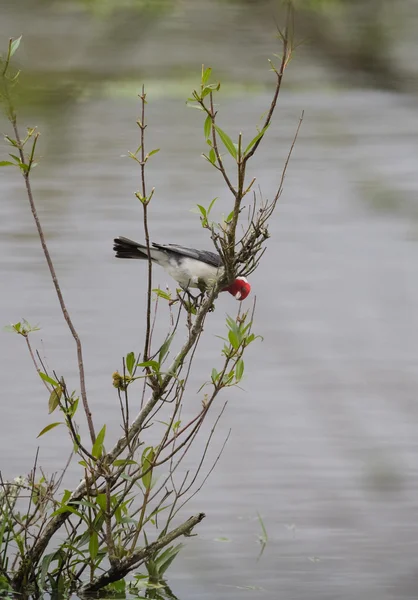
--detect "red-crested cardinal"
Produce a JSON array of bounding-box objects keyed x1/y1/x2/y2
[{"x1": 113, "y1": 236, "x2": 251, "y2": 301}]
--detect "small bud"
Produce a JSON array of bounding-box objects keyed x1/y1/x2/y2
[{"x1": 112, "y1": 371, "x2": 131, "y2": 391}]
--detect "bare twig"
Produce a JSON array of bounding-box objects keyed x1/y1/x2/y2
[
  {"x1": 8, "y1": 117, "x2": 95, "y2": 445},
  {"x1": 243, "y1": 5, "x2": 293, "y2": 162},
  {"x1": 137, "y1": 86, "x2": 153, "y2": 366},
  {"x1": 25, "y1": 336, "x2": 50, "y2": 393}
]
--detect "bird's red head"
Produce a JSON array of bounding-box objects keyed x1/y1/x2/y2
[{"x1": 223, "y1": 277, "x2": 251, "y2": 301}]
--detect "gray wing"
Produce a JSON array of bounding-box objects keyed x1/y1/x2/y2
[{"x1": 151, "y1": 242, "x2": 222, "y2": 268}]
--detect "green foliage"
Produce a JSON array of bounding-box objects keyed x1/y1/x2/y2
[
  {"x1": 9, "y1": 36, "x2": 21, "y2": 59},
  {"x1": 129, "y1": 544, "x2": 184, "y2": 597},
  {"x1": 92, "y1": 425, "x2": 106, "y2": 459},
  {"x1": 244, "y1": 124, "x2": 270, "y2": 155},
  {"x1": 209, "y1": 311, "x2": 261, "y2": 391},
  {"x1": 4, "y1": 319, "x2": 40, "y2": 336},
  {"x1": 204, "y1": 114, "x2": 212, "y2": 140},
  {"x1": 37, "y1": 422, "x2": 62, "y2": 438},
  {"x1": 39, "y1": 371, "x2": 58, "y2": 386},
  {"x1": 104, "y1": 577, "x2": 126, "y2": 595},
  {"x1": 141, "y1": 447, "x2": 155, "y2": 490},
  {"x1": 48, "y1": 385, "x2": 62, "y2": 414},
  {"x1": 214, "y1": 125, "x2": 237, "y2": 159},
  {"x1": 153, "y1": 287, "x2": 172, "y2": 301},
  {"x1": 126, "y1": 351, "x2": 136, "y2": 376},
  {"x1": 192, "y1": 197, "x2": 218, "y2": 229}
]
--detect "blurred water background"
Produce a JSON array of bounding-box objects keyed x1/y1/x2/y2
[{"x1": 1, "y1": 0, "x2": 418, "y2": 598}]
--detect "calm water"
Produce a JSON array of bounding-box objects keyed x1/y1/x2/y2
[{"x1": 1, "y1": 2, "x2": 418, "y2": 599}]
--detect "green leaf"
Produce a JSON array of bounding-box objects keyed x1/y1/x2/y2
[
  {"x1": 0, "y1": 161, "x2": 14, "y2": 167},
  {"x1": 50, "y1": 504, "x2": 82, "y2": 518},
  {"x1": 158, "y1": 334, "x2": 173, "y2": 365},
  {"x1": 92, "y1": 425, "x2": 106, "y2": 459},
  {"x1": 209, "y1": 148, "x2": 216, "y2": 164},
  {"x1": 96, "y1": 494, "x2": 107, "y2": 513},
  {"x1": 152, "y1": 288, "x2": 171, "y2": 301},
  {"x1": 126, "y1": 351, "x2": 135, "y2": 376},
  {"x1": 89, "y1": 531, "x2": 99, "y2": 560},
  {"x1": 37, "y1": 422, "x2": 62, "y2": 438},
  {"x1": 214, "y1": 125, "x2": 237, "y2": 159},
  {"x1": 48, "y1": 386, "x2": 62, "y2": 414},
  {"x1": 67, "y1": 397, "x2": 79, "y2": 418},
  {"x1": 61, "y1": 489, "x2": 71, "y2": 504},
  {"x1": 207, "y1": 197, "x2": 217, "y2": 215},
  {"x1": 156, "y1": 543, "x2": 184, "y2": 576},
  {"x1": 113, "y1": 459, "x2": 137, "y2": 467},
  {"x1": 225, "y1": 209, "x2": 235, "y2": 223},
  {"x1": 204, "y1": 115, "x2": 212, "y2": 140},
  {"x1": 244, "y1": 124, "x2": 270, "y2": 155},
  {"x1": 39, "y1": 372, "x2": 58, "y2": 386},
  {"x1": 9, "y1": 36, "x2": 22, "y2": 58},
  {"x1": 228, "y1": 330, "x2": 239, "y2": 350},
  {"x1": 73, "y1": 434, "x2": 81, "y2": 453},
  {"x1": 141, "y1": 447, "x2": 155, "y2": 490},
  {"x1": 4, "y1": 135, "x2": 19, "y2": 147},
  {"x1": 202, "y1": 67, "x2": 212, "y2": 85},
  {"x1": 235, "y1": 358, "x2": 244, "y2": 382},
  {"x1": 186, "y1": 102, "x2": 204, "y2": 111},
  {"x1": 105, "y1": 579, "x2": 126, "y2": 593},
  {"x1": 196, "y1": 204, "x2": 206, "y2": 217},
  {"x1": 148, "y1": 148, "x2": 160, "y2": 157},
  {"x1": 73, "y1": 499, "x2": 97, "y2": 510},
  {"x1": 40, "y1": 552, "x2": 57, "y2": 591},
  {"x1": 137, "y1": 360, "x2": 160, "y2": 371},
  {"x1": 211, "y1": 368, "x2": 218, "y2": 383}
]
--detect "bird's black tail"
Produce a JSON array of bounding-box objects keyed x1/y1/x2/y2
[{"x1": 113, "y1": 237, "x2": 148, "y2": 259}]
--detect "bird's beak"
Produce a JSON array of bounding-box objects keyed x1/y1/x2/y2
[{"x1": 235, "y1": 291, "x2": 242, "y2": 300}]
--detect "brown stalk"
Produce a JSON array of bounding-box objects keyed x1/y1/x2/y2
[
  {"x1": 8, "y1": 117, "x2": 95, "y2": 445},
  {"x1": 137, "y1": 86, "x2": 153, "y2": 366}
]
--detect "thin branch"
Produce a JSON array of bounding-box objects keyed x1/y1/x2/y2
[
  {"x1": 208, "y1": 92, "x2": 237, "y2": 198},
  {"x1": 9, "y1": 121, "x2": 95, "y2": 445},
  {"x1": 243, "y1": 3, "x2": 293, "y2": 163},
  {"x1": 138, "y1": 86, "x2": 153, "y2": 366},
  {"x1": 80, "y1": 512, "x2": 205, "y2": 593},
  {"x1": 272, "y1": 109, "x2": 304, "y2": 206},
  {"x1": 23, "y1": 448, "x2": 39, "y2": 552},
  {"x1": 25, "y1": 336, "x2": 50, "y2": 393},
  {"x1": 174, "y1": 428, "x2": 231, "y2": 517}
]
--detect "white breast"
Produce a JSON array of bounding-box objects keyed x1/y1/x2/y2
[{"x1": 165, "y1": 256, "x2": 222, "y2": 289}]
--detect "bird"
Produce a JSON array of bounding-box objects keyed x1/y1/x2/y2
[{"x1": 113, "y1": 236, "x2": 251, "y2": 301}]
